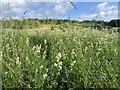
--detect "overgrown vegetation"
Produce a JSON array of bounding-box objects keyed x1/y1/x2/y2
[
  {"x1": 2, "y1": 28, "x2": 118, "y2": 88},
  {"x1": 1, "y1": 18, "x2": 120, "y2": 30}
]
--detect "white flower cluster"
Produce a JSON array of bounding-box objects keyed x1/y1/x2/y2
[
  {"x1": 16, "y1": 57, "x2": 21, "y2": 65},
  {"x1": 71, "y1": 60, "x2": 76, "y2": 66},
  {"x1": 25, "y1": 56, "x2": 30, "y2": 64},
  {"x1": 40, "y1": 65, "x2": 43, "y2": 69},
  {"x1": 26, "y1": 38, "x2": 29, "y2": 45},
  {"x1": 32, "y1": 45, "x2": 41, "y2": 54},
  {"x1": 56, "y1": 52, "x2": 62, "y2": 62},
  {"x1": 54, "y1": 52, "x2": 63, "y2": 70},
  {"x1": 43, "y1": 73, "x2": 47, "y2": 79},
  {"x1": 54, "y1": 61, "x2": 62, "y2": 70},
  {"x1": 44, "y1": 39, "x2": 47, "y2": 45},
  {"x1": 0, "y1": 51, "x2": 3, "y2": 57},
  {"x1": 71, "y1": 49, "x2": 76, "y2": 58}
]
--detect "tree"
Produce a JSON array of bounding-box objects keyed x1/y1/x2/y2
[{"x1": 109, "y1": 19, "x2": 120, "y2": 27}]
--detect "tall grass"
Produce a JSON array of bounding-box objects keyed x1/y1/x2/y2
[{"x1": 2, "y1": 29, "x2": 118, "y2": 88}]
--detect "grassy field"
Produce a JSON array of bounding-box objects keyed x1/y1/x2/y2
[{"x1": 2, "y1": 28, "x2": 118, "y2": 88}]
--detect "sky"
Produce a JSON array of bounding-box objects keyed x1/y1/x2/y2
[{"x1": 0, "y1": 0, "x2": 119, "y2": 21}]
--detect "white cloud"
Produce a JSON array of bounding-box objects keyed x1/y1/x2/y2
[
  {"x1": 79, "y1": 2, "x2": 118, "y2": 21},
  {"x1": 1, "y1": 0, "x2": 25, "y2": 3},
  {"x1": 54, "y1": 2, "x2": 74, "y2": 14},
  {"x1": 97, "y1": 2, "x2": 107, "y2": 10},
  {"x1": 44, "y1": 10, "x2": 50, "y2": 15},
  {"x1": 79, "y1": 14, "x2": 98, "y2": 20},
  {"x1": 0, "y1": 0, "x2": 74, "y2": 19},
  {"x1": 1, "y1": 0, "x2": 27, "y2": 19}
]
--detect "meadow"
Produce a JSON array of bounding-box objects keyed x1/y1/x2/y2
[{"x1": 2, "y1": 27, "x2": 119, "y2": 88}]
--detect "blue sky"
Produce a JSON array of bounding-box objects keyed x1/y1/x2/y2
[{"x1": 0, "y1": 0, "x2": 118, "y2": 21}]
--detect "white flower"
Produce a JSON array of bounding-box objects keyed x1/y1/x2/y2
[
  {"x1": 34, "y1": 45, "x2": 41, "y2": 53},
  {"x1": 44, "y1": 39, "x2": 47, "y2": 44},
  {"x1": 58, "y1": 53, "x2": 62, "y2": 58},
  {"x1": 56, "y1": 52, "x2": 62, "y2": 62},
  {"x1": 73, "y1": 61, "x2": 76, "y2": 64},
  {"x1": 54, "y1": 63, "x2": 57, "y2": 67},
  {"x1": 57, "y1": 72, "x2": 60, "y2": 75},
  {"x1": 59, "y1": 66, "x2": 62, "y2": 70},
  {"x1": 32, "y1": 46, "x2": 36, "y2": 51},
  {"x1": 26, "y1": 56, "x2": 29, "y2": 61},
  {"x1": 43, "y1": 74, "x2": 47, "y2": 79},
  {"x1": 35, "y1": 69, "x2": 38, "y2": 73},
  {"x1": 16, "y1": 57, "x2": 20, "y2": 61},
  {"x1": 71, "y1": 49, "x2": 75, "y2": 55},
  {"x1": 16, "y1": 57, "x2": 20, "y2": 64},
  {"x1": 0, "y1": 51, "x2": 3, "y2": 57},
  {"x1": 40, "y1": 65, "x2": 43, "y2": 69},
  {"x1": 26, "y1": 38, "x2": 29, "y2": 45},
  {"x1": 5, "y1": 72, "x2": 8, "y2": 74},
  {"x1": 71, "y1": 63, "x2": 74, "y2": 66},
  {"x1": 20, "y1": 37, "x2": 23, "y2": 40},
  {"x1": 71, "y1": 61, "x2": 76, "y2": 66},
  {"x1": 46, "y1": 68, "x2": 48, "y2": 72},
  {"x1": 58, "y1": 61, "x2": 62, "y2": 66},
  {"x1": 85, "y1": 47, "x2": 88, "y2": 51},
  {"x1": 6, "y1": 44, "x2": 9, "y2": 48}
]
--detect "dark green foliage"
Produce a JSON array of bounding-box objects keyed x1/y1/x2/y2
[
  {"x1": 1, "y1": 18, "x2": 120, "y2": 32},
  {"x1": 109, "y1": 19, "x2": 120, "y2": 27}
]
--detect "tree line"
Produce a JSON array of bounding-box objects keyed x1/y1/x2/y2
[{"x1": 1, "y1": 18, "x2": 120, "y2": 30}]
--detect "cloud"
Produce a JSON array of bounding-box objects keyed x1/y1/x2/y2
[
  {"x1": 36, "y1": 2, "x2": 74, "y2": 18},
  {"x1": 79, "y1": 14, "x2": 98, "y2": 20},
  {"x1": 1, "y1": 0, "x2": 27, "y2": 19},
  {"x1": 97, "y1": 2, "x2": 107, "y2": 10},
  {"x1": 79, "y1": 2, "x2": 118, "y2": 21},
  {"x1": 54, "y1": 2, "x2": 74, "y2": 13},
  {"x1": 0, "y1": 0, "x2": 74, "y2": 19}
]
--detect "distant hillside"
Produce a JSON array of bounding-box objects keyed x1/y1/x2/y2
[{"x1": 1, "y1": 18, "x2": 120, "y2": 29}]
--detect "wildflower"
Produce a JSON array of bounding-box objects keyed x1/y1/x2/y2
[
  {"x1": 0, "y1": 51, "x2": 3, "y2": 57},
  {"x1": 44, "y1": 39, "x2": 47, "y2": 44},
  {"x1": 71, "y1": 63, "x2": 74, "y2": 66},
  {"x1": 40, "y1": 65, "x2": 43, "y2": 69},
  {"x1": 85, "y1": 47, "x2": 88, "y2": 51},
  {"x1": 71, "y1": 60, "x2": 76, "y2": 66},
  {"x1": 36, "y1": 46, "x2": 41, "y2": 53},
  {"x1": 6, "y1": 44, "x2": 9, "y2": 48},
  {"x1": 43, "y1": 74, "x2": 47, "y2": 79},
  {"x1": 73, "y1": 61, "x2": 76, "y2": 64},
  {"x1": 5, "y1": 72, "x2": 8, "y2": 75},
  {"x1": 26, "y1": 38, "x2": 29, "y2": 45},
  {"x1": 59, "y1": 66, "x2": 62, "y2": 70},
  {"x1": 56, "y1": 52, "x2": 62, "y2": 62},
  {"x1": 32, "y1": 46, "x2": 36, "y2": 51},
  {"x1": 26, "y1": 56, "x2": 29, "y2": 61},
  {"x1": 58, "y1": 61, "x2": 62, "y2": 66},
  {"x1": 58, "y1": 53, "x2": 62, "y2": 58},
  {"x1": 20, "y1": 37, "x2": 22, "y2": 39},
  {"x1": 35, "y1": 69, "x2": 38, "y2": 73},
  {"x1": 46, "y1": 68, "x2": 48, "y2": 72},
  {"x1": 57, "y1": 72, "x2": 60, "y2": 75},
  {"x1": 71, "y1": 49, "x2": 75, "y2": 55},
  {"x1": 54, "y1": 63, "x2": 57, "y2": 67},
  {"x1": 16, "y1": 57, "x2": 20, "y2": 65}
]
